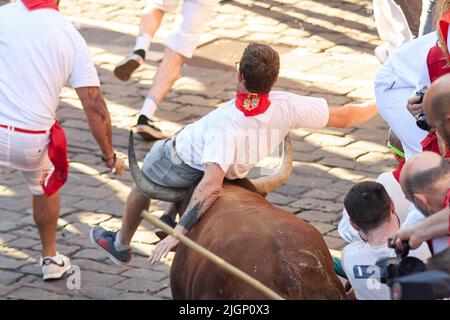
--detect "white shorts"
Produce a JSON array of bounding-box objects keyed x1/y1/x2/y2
[
  {"x1": 146, "y1": 0, "x2": 219, "y2": 58},
  {"x1": 0, "y1": 126, "x2": 52, "y2": 196}
]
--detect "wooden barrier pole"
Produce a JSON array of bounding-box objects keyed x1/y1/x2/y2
[{"x1": 141, "y1": 210, "x2": 285, "y2": 300}]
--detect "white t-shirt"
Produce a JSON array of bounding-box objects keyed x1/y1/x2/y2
[
  {"x1": 0, "y1": 1, "x2": 100, "y2": 131},
  {"x1": 175, "y1": 91, "x2": 329, "y2": 180},
  {"x1": 338, "y1": 171, "x2": 411, "y2": 243},
  {"x1": 384, "y1": 32, "x2": 437, "y2": 88},
  {"x1": 342, "y1": 239, "x2": 431, "y2": 300},
  {"x1": 403, "y1": 206, "x2": 449, "y2": 254}
]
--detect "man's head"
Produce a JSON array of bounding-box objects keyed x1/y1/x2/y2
[
  {"x1": 400, "y1": 151, "x2": 450, "y2": 216},
  {"x1": 424, "y1": 74, "x2": 450, "y2": 148},
  {"x1": 238, "y1": 43, "x2": 280, "y2": 93},
  {"x1": 387, "y1": 128, "x2": 405, "y2": 163},
  {"x1": 344, "y1": 181, "x2": 395, "y2": 236}
]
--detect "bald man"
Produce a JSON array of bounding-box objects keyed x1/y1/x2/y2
[
  {"x1": 400, "y1": 151, "x2": 449, "y2": 254},
  {"x1": 424, "y1": 73, "x2": 450, "y2": 154}
]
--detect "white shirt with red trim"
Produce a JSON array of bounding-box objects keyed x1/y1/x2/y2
[
  {"x1": 0, "y1": 1, "x2": 100, "y2": 131},
  {"x1": 175, "y1": 91, "x2": 330, "y2": 180}
]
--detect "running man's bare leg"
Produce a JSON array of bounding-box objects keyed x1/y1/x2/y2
[{"x1": 33, "y1": 192, "x2": 60, "y2": 257}]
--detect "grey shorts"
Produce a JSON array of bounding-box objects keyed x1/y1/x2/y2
[{"x1": 142, "y1": 138, "x2": 203, "y2": 188}]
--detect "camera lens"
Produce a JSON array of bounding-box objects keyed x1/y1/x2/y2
[{"x1": 416, "y1": 114, "x2": 431, "y2": 131}]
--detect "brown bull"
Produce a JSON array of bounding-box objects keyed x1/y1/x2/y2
[{"x1": 129, "y1": 132, "x2": 346, "y2": 300}]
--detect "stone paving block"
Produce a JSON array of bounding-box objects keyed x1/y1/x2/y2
[
  {"x1": 80, "y1": 270, "x2": 126, "y2": 288},
  {"x1": 266, "y1": 193, "x2": 296, "y2": 206},
  {"x1": 291, "y1": 197, "x2": 343, "y2": 213},
  {"x1": 302, "y1": 189, "x2": 341, "y2": 201},
  {"x1": 0, "y1": 255, "x2": 34, "y2": 270},
  {"x1": 120, "y1": 268, "x2": 169, "y2": 282},
  {"x1": 113, "y1": 278, "x2": 168, "y2": 293},
  {"x1": 8, "y1": 287, "x2": 69, "y2": 300},
  {"x1": 324, "y1": 236, "x2": 348, "y2": 250},
  {"x1": 309, "y1": 222, "x2": 336, "y2": 235},
  {"x1": 285, "y1": 174, "x2": 335, "y2": 189},
  {"x1": 0, "y1": 270, "x2": 24, "y2": 286},
  {"x1": 304, "y1": 133, "x2": 354, "y2": 147},
  {"x1": 296, "y1": 211, "x2": 339, "y2": 224},
  {"x1": 0, "y1": 233, "x2": 18, "y2": 246},
  {"x1": 72, "y1": 248, "x2": 109, "y2": 261}
]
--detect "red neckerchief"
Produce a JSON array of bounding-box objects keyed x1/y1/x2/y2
[
  {"x1": 439, "y1": 11, "x2": 450, "y2": 50},
  {"x1": 420, "y1": 131, "x2": 450, "y2": 158},
  {"x1": 392, "y1": 161, "x2": 405, "y2": 183},
  {"x1": 235, "y1": 93, "x2": 271, "y2": 117},
  {"x1": 21, "y1": 0, "x2": 59, "y2": 11},
  {"x1": 40, "y1": 121, "x2": 68, "y2": 196}
]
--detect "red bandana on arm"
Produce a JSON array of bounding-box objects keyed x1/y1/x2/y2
[
  {"x1": 21, "y1": 0, "x2": 59, "y2": 11},
  {"x1": 235, "y1": 93, "x2": 271, "y2": 117}
]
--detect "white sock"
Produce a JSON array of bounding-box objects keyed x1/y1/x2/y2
[
  {"x1": 134, "y1": 33, "x2": 152, "y2": 54},
  {"x1": 140, "y1": 96, "x2": 159, "y2": 119},
  {"x1": 114, "y1": 231, "x2": 130, "y2": 252}
]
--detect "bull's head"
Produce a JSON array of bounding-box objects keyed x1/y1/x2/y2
[{"x1": 128, "y1": 131, "x2": 293, "y2": 201}]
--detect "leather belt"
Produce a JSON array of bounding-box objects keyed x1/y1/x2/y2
[{"x1": 0, "y1": 124, "x2": 47, "y2": 134}]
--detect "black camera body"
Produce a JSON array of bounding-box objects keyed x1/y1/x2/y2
[
  {"x1": 415, "y1": 88, "x2": 432, "y2": 131},
  {"x1": 353, "y1": 238, "x2": 450, "y2": 299},
  {"x1": 353, "y1": 239, "x2": 425, "y2": 284}
]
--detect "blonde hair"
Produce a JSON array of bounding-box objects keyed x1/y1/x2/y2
[{"x1": 436, "y1": 0, "x2": 450, "y2": 62}]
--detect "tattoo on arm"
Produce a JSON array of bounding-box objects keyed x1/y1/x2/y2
[{"x1": 179, "y1": 202, "x2": 202, "y2": 230}]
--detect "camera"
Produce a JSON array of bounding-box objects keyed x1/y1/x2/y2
[
  {"x1": 353, "y1": 238, "x2": 450, "y2": 299},
  {"x1": 353, "y1": 239, "x2": 425, "y2": 284},
  {"x1": 415, "y1": 88, "x2": 432, "y2": 131}
]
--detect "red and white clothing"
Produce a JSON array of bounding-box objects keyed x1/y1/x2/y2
[
  {"x1": 145, "y1": 0, "x2": 219, "y2": 58},
  {"x1": 338, "y1": 168, "x2": 410, "y2": 243},
  {"x1": 0, "y1": 1, "x2": 100, "y2": 195},
  {"x1": 375, "y1": 32, "x2": 437, "y2": 160},
  {"x1": 175, "y1": 91, "x2": 329, "y2": 180}
]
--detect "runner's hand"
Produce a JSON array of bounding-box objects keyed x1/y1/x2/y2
[
  {"x1": 105, "y1": 155, "x2": 125, "y2": 175},
  {"x1": 407, "y1": 94, "x2": 423, "y2": 119}
]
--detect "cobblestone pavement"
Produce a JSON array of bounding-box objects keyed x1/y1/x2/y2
[{"x1": 0, "y1": 0, "x2": 393, "y2": 299}]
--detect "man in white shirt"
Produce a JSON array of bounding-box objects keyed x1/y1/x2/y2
[
  {"x1": 113, "y1": 0, "x2": 220, "y2": 140},
  {"x1": 374, "y1": 32, "x2": 437, "y2": 160},
  {"x1": 399, "y1": 151, "x2": 449, "y2": 254},
  {"x1": 0, "y1": 0, "x2": 124, "y2": 280},
  {"x1": 91, "y1": 43, "x2": 378, "y2": 265},
  {"x1": 341, "y1": 181, "x2": 431, "y2": 300},
  {"x1": 339, "y1": 129, "x2": 410, "y2": 243}
]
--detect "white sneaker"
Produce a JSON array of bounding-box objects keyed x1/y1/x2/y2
[{"x1": 40, "y1": 252, "x2": 71, "y2": 281}]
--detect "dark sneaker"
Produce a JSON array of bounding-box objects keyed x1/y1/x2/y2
[
  {"x1": 90, "y1": 226, "x2": 131, "y2": 265},
  {"x1": 154, "y1": 214, "x2": 177, "y2": 241},
  {"x1": 114, "y1": 49, "x2": 145, "y2": 81},
  {"x1": 136, "y1": 114, "x2": 167, "y2": 140}
]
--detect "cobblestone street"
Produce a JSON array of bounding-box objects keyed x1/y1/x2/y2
[{"x1": 0, "y1": 0, "x2": 393, "y2": 299}]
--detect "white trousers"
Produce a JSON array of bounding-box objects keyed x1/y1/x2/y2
[
  {"x1": 0, "y1": 127, "x2": 51, "y2": 195},
  {"x1": 375, "y1": 61, "x2": 427, "y2": 160},
  {"x1": 146, "y1": 0, "x2": 219, "y2": 58},
  {"x1": 373, "y1": 0, "x2": 413, "y2": 53}
]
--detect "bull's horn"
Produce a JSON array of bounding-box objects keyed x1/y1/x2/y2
[
  {"x1": 128, "y1": 131, "x2": 188, "y2": 202},
  {"x1": 249, "y1": 134, "x2": 293, "y2": 194}
]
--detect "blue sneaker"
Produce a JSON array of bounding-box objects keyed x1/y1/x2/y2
[{"x1": 90, "y1": 226, "x2": 131, "y2": 265}]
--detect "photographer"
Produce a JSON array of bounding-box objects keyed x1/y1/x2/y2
[
  {"x1": 341, "y1": 182, "x2": 431, "y2": 300},
  {"x1": 398, "y1": 151, "x2": 450, "y2": 254}
]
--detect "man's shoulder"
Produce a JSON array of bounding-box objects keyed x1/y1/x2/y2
[{"x1": 342, "y1": 241, "x2": 370, "y2": 262}]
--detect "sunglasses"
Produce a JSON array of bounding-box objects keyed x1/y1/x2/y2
[{"x1": 386, "y1": 141, "x2": 405, "y2": 158}]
